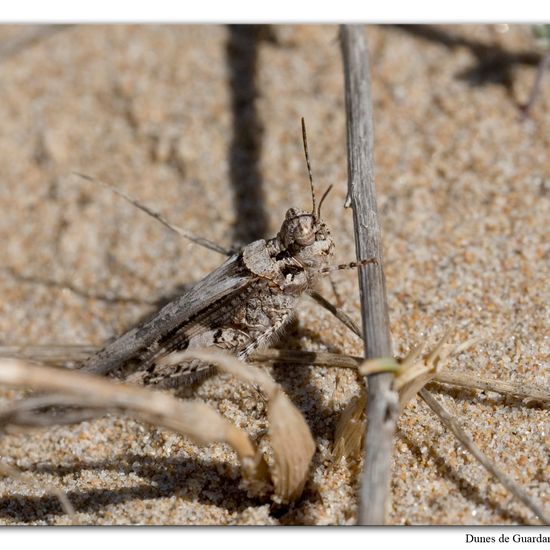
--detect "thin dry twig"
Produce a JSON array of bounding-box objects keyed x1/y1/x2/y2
[
  {"x1": 0, "y1": 344, "x2": 97, "y2": 365},
  {"x1": 434, "y1": 371, "x2": 550, "y2": 405},
  {"x1": 419, "y1": 388, "x2": 550, "y2": 525},
  {"x1": 0, "y1": 461, "x2": 75, "y2": 517},
  {"x1": 2, "y1": 344, "x2": 549, "y2": 405},
  {"x1": 258, "y1": 349, "x2": 550, "y2": 406},
  {"x1": 340, "y1": 24, "x2": 398, "y2": 525},
  {"x1": 0, "y1": 392, "x2": 111, "y2": 427},
  {"x1": 255, "y1": 348, "x2": 361, "y2": 369},
  {"x1": 521, "y1": 51, "x2": 550, "y2": 118}
]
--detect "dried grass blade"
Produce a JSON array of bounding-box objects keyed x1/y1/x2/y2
[
  {"x1": 172, "y1": 349, "x2": 316, "y2": 502},
  {"x1": 0, "y1": 344, "x2": 98, "y2": 365},
  {"x1": 3, "y1": 344, "x2": 549, "y2": 406},
  {"x1": 0, "y1": 359, "x2": 268, "y2": 489},
  {"x1": 332, "y1": 393, "x2": 367, "y2": 462},
  {"x1": 420, "y1": 388, "x2": 550, "y2": 525}
]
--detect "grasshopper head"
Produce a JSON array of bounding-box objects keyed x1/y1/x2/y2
[
  {"x1": 278, "y1": 208, "x2": 334, "y2": 260},
  {"x1": 276, "y1": 119, "x2": 335, "y2": 262}
]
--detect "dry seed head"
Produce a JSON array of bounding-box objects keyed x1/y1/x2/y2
[
  {"x1": 332, "y1": 393, "x2": 367, "y2": 462},
  {"x1": 357, "y1": 333, "x2": 479, "y2": 409}
]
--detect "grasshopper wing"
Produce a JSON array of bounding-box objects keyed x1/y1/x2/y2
[{"x1": 82, "y1": 253, "x2": 255, "y2": 377}]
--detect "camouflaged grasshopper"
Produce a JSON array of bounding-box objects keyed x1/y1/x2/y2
[{"x1": 77, "y1": 119, "x2": 376, "y2": 388}]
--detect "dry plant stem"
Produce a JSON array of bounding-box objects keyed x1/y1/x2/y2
[
  {"x1": 257, "y1": 350, "x2": 550, "y2": 405},
  {"x1": 255, "y1": 348, "x2": 361, "y2": 369},
  {"x1": 340, "y1": 24, "x2": 398, "y2": 525},
  {"x1": 0, "y1": 461, "x2": 74, "y2": 516},
  {"x1": 0, "y1": 344, "x2": 97, "y2": 364},
  {"x1": 419, "y1": 388, "x2": 550, "y2": 525},
  {"x1": 4, "y1": 408, "x2": 106, "y2": 428},
  {"x1": 0, "y1": 392, "x2": 113, "y2": 427},
  {"x1": 3, "y1": 345, "x2": 549, "y2": 405},
  {"x1": 0, "y1": 359, "x2": 266, "y2": 485},
  {"x1": 434, "y1": 371, "x2": 550, "y2": 405},
  {"x1": 522, "y1": 52, "x2": 550, "y2": 117}
]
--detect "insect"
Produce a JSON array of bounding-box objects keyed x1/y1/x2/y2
[
  {"x1": 74, "y1": 119, "x2": 376, "y2": 390},
  {"x1": 0, "y1": 117, "x2": 379, "y2": 507}
]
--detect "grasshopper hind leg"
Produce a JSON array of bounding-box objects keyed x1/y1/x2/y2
[{"x1": 126, "y1": 358, "x2": 215, "y2": 388}]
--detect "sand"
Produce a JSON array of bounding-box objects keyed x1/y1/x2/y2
[{"x1": 0, "y1": 24, "x2": 548, "y2": 525}]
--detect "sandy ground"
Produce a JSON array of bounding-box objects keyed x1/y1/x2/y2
[{"x1": 0, "y1": 24, "x2": 548, "y2": 525}]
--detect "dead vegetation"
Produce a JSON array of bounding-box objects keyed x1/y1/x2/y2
[
  {"x1": 1, "y1": 329, "x2": 549, "y2": 524},
  {"x1": 0, "y1": 24, "x2": 548, "y2": 526}
]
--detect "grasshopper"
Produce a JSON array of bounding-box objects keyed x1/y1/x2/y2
[{"x1": 71, "y1": 119, "x2": 375, "y2": 391}]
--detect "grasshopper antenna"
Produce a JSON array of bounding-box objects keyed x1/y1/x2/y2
[
  {"x1": 317, "y1": 184, "x2": 333, "y2": 220},
  {"x1": 72, "y1": 172, "x2": 232, "y2": 257},
  {"x1": 301, "y1": 117, "x2": 317, "y2": 219}
]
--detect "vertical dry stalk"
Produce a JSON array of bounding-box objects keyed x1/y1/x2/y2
[{"x1": 340, "y1": 24, "x2": 399, "y2": 525}]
